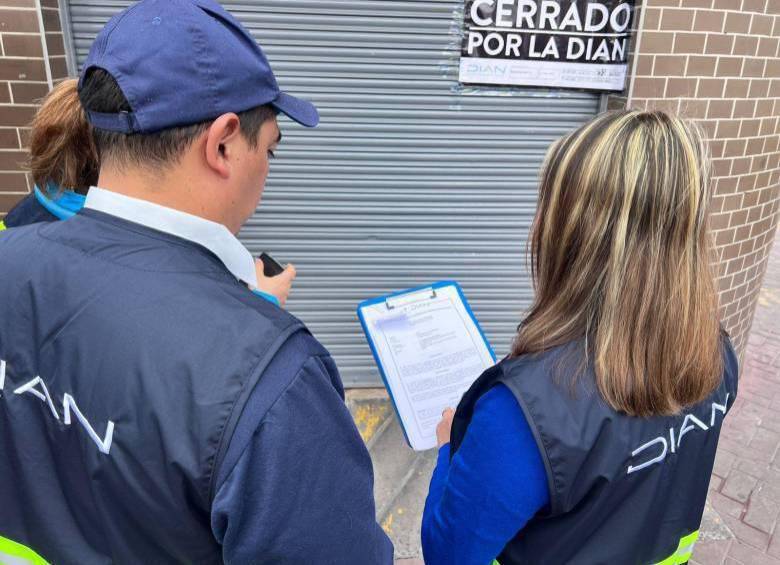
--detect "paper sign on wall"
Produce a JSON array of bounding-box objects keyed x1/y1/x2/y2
[{"x1": 459, "y1": 0, "x2": 638, "y2": 91}]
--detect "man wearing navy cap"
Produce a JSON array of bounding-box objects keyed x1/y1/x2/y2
[{"x1": 0, "y1": 0, "x2": 392, "y2": 563}]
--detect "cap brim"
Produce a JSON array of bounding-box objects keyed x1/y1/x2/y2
[{"x1": 271, "y1": 92, "x2": 319, "y2": 128}]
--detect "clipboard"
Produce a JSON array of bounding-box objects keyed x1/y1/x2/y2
[{"x1": 357, "y1": 281, "x2": 496, "y2": 451}]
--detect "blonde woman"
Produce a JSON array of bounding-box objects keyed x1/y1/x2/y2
[{"x1": 422, "y1": 110, "x2": 738, "y2": 565}]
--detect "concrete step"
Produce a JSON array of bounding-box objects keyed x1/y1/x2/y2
[
  {"x1": 371, "y1": 413, "x2": 420, "y2": 519},
  {"x1": 346, "y1": 389, "x2": 431, "y2": 561},
  {"x1": 379, "y1": 448, "x2": 437, "y2": 560}
]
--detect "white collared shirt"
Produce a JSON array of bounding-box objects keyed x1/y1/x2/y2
[{"x1": 84, "y1": 186, "x2": 258, "y2": 288}]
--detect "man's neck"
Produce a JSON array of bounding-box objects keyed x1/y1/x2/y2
[{"x1": 97, "y1": 166, "x2": 220, "y2": 226}]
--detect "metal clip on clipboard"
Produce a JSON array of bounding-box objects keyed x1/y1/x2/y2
[{"x1": 385, "y1": 287, "x2": 437, "y2": 310}]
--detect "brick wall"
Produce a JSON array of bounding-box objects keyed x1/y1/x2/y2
[
  {"x1": 0, "y1": 0, "x2": 64, "y2": 220},
  {"x1": 613, "y1": 0, "x2": 780, "y2": 355}
]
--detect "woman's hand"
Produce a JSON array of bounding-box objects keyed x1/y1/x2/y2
[
  {"x1": 436, "y1": 408, "x2": 455, "y2": 448},
  {"x1": 255, "y1": 261, "x2": 296, "y2": 307}
]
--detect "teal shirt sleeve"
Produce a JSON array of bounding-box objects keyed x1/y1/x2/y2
[{"x1": 251, "y1": 289, "x2": 281, "y2": 307}]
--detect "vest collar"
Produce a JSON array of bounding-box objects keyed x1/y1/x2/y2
[
  {"x1": 34, "y1": 184, "x2": 87, "y2": 220},
  {"x1": 83, "y1": 186, "x2": 259, "y2": 288}
]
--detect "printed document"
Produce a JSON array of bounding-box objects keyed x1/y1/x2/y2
[{"x1": 358, "y1": 283, "x2": 495, "y2": 450}]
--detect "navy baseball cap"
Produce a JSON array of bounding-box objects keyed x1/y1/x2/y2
[{"x1": 78, "y1": 0, "x2": 319, "y2": 133}]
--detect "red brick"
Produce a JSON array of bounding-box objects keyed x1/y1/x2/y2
[
  {"x1": 0, "y1": 149, "x2": 27, "y2": 172},
  {"x1": 641, "y1": 31, "x2": 675, "y2": 53},
  {"x1": 709, "y1": 99, "x2": 735, "y2": 119},
  {"x1": 40, "y1": 7, "x2": 60, "y2": 33},
  {"x1": 10, "y1": 82, "x2": 48, "y2": 104},
  {"x1": 0, "y1": 58, "x2": 45, "y2": 81},
  {"x1": 725, "y1": 78, "x2": 751, "y2": 97},
  {"x1": 725, "y1": 12, "x2": 753, "y2": 34},
  {"x1": 666, "y1": 77, "x2": 696, "y2": 97},
  {"x1": 0, "y1": 105, "x2": 35, "y2": 127},
  {"x1": 694, "y1": 10, "x2": 725, "y2": 32},
  {"x1": 725, "y1": 139, "x2": 747, "y2": 157},
  {"x1": 758, "y1": 36, "x2": 779, "y2": 56},
  {"x1": 0, "y1": 172, "x2": 28, "y2": 193},
  {"x1": 633, "y1": 77, "x2": 665, "y2": 98},
  {"x1": 707, "y1": 33, "x2": 735, "y2": 54},
  {"x1": 741, "y1": 119, "x2": 763, "y2": 137},
  {"x1": 734, "y1": 99, "x2": 758, "y2": 119},
  {"x1": 713, "y1": 157, "x2": 733, "y2": 177},
  {"x1": 717, "y1": 229, "x2": 736, "y2": 245},
  {"x1": 0, "y1": 9, "x2": 40, "y2": 33},
  {"x1": 0, "y1": 128, "x2": 19, "y2": 149},
  {"x1": 743, "y1": 0, "x2": 768, "y2": 11},
  {"x1": 751, "y1": 14, "x2": 775, "y2": 36},
  {"x1": 653, "y1": 54, "x2": 687, "y2": 75},
  {"x1": 697, "y1": 77, "x2": 724, "y2": 97},
  {"x1": 766, "y1": 58, "x2": 780, "y2": 79},
  {"x1": 717, "y1": 57, "x2": 744, "y2": 76},
  {"x1": 760, "y1": 117, "x2": 778, "y2": 136},
  {"x1": 674, "y1": 32, "x2": 707, "y2": 53},
  {"x1": 731, "y1": 157, "x2": 751, "y2": 175},
  {"x1": 44, "y1": 32, "x2": 64, "y2": 57},
  {"x1": 634, "y1": 54, "x2": 653, "y2": 76},
  {"x1": 749, "y1": 80, "x2": 772, "y2": 98},
  {"x1": 746, "y1": 137, "x2": 765, "y2": 155},
  {"x1": 756, "y1": 98, "x2": 774, "y2": 118},
  {"x1": 687, "y1": 55, "x2": 718, "y2": 76},
  {"x1": 717, "y1": 177, "x2": 739, "y2": 194},
  {"x1": 744, "y1": 58, "x2": 767, "y2": 77},
  {"x1": 1, "y1": 33, "x2": 43, "y2": 58},
  {"x1": 661, "y1": 9, "x2": 695, "y2": 31},
  {"x1": 49, "y1": 56, "x2": 67, "y2": 81},
  {"x1": 734, "y1": 35, "x2": 760, "y2": 56},
  {"x1": 678, "y1": 99, "x2": 707, "y2": 119},
  {"x1": 642, "y1": 7, "x2": 662, "y2": 31}
]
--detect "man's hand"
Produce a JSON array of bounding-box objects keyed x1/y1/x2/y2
[
  {"x1": 436, "y1": 408, "x2": 455, "y2": 448},
  {"x1": 255, "y1": 261, "x2": 296, "y2": 307}
]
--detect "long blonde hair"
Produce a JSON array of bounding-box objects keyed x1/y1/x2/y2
[
  {"x1": 513, "y1": 110, "x2": 722, "y2": 417},
  {"x1": 29, "y1": 79, "x2": 98, "y2": 193}
]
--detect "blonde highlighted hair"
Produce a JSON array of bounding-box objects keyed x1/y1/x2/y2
[
  {"x1": 513, "y1": 110, "x2": 722, "y2": 417},
  {"x1": 29, "y1": 79, "x2": 98, "y2": 193}
]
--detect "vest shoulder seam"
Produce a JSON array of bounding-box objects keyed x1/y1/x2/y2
[
  {"x1": 499, "y1": 362, "x2": 563, "y2": 516},
  {"x1": 209, "y1": 343, "x2": 329, "y2": 496},
  {"x1": 207, "y1": 321, "x2": 307, "y2": 503}
]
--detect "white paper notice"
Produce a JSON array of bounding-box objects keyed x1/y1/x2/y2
[{"x1": 359, "y1": 284, "x2": 495, "y2": 451}]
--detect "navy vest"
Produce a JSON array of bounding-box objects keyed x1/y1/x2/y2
[
  {"x1": 3, "y1": 194, "x2": 57, "y2": 227},
  {"x1": 0, "y1": 210, "x2": 304, "y2": 564},
  {"x1": 451, "y1": 337, "x2": 738, "y2": 565}
]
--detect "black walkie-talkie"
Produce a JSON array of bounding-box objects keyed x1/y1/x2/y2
[{"x1": 259, "y1": 252, "x2": 285, "y2": 277}]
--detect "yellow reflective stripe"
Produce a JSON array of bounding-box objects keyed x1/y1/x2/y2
[
  {"x1": 0, "y1": 220, "x2": 6, "y2": 231},
  {"x1": 653, "y1": 530, "x2": 699, "y2": 565},
  {"x1": 0, "y1": 535, "x2": 49, "y2": 565}
]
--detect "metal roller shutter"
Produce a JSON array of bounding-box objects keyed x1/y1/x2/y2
[{"x1": 63, "y1": 0, "x2": 600, "y2": 386}]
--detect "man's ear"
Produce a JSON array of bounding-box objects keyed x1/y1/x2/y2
[{"x1": 204, "y1": 113, "x2": 242, "y2": 179}]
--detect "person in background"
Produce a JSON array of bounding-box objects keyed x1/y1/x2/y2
[
  {"x1": 0, "y1": 0, "x2": 391, "y2": 563},
  {"x1": 0, "y1": 79, "x2": 292, "y2": 306},
  {"x1": 423, "y1": 110, "x2": 739, "y2": 565},
  {"x1": 0, "y1": 79, "x2": 98, "y2": 228}
]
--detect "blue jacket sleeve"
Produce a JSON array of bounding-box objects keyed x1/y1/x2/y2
[
  {"x1": 422, "y1": 384, "x2": 550, "y2": 565},
  {"x1": 211, "y1": 333, "x2": 393, "y2": 564}
]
